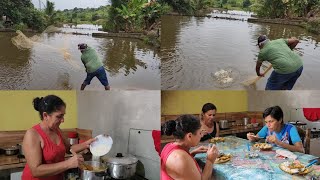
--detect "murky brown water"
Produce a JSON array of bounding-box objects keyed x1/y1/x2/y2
[
  {"x1": 161, "y1": 12, "x2": 320, "y2": 90},
  {"x1": 0, "y1": 25, "x2": 160, "y2": 90}
]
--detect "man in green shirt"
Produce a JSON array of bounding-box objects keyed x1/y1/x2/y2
[
  {"x1": 78, "y1": 43, "x2": 110, "y2": 90},
  {"x1": 256, "y1": 35, "x2": 303, "y2": 90}
]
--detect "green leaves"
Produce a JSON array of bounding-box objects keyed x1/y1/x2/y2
[
  {"x1": 0, "y1": 0, "x2": 46, "y2": 31},
  {"x1": 253, "y1": 0, "x2": 320, "y2": 18}
]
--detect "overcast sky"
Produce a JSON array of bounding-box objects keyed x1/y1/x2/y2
[{"x1": 31, "y1": 0, "x2": 110, "y2": 10}]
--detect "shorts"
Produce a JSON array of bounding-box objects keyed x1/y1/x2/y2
[
  {"x1": 83, "y1": 66, "x2": 109, "y2": 86},
  {"x1": 265, "y1": 66, "x2": 303, "y2": 90}
]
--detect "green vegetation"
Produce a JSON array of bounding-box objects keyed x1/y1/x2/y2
[
  {"x1": 306, "y1": 17, "x2": 320, "y2": 34},
  {"x1": 160, "y1": 0, "x2": 320, "y2": 34},
  {"x1": 104, "y1": 0, "x2": 170, "y2": 32},
  {"x1": 251, "y1": 0, "x2": 320, "y2": 18},
  {"x1": 0, "y1": 0, "x2": 168, "y2": 34},
  {"x1": 0, "y1": 0, "x2": 46, "y2": 31},
  {"x1": 250, "y1": 0, "x2": 320, "y2": 34},
  {"x1": 54, "y1": 6, "x2": 110, "y2": 26},
  {"x1": 158, "y1": 0, "x2": 253, "y2": 15}
]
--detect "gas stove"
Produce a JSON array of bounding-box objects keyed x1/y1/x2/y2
[
  {"x1": 311, "y1": 128, "x2": 320, "y2": 138},
  {"x1": 65, "y1": 168, "x2": 147, "y2": 180},
  {"x1": 103, "y1": 175, "x2": 147, "y2": 180},
  {"x1": 65, "y1": 174, "x2": 146, "y2": 180}
]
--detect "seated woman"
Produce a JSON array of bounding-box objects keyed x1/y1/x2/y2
[
  {"x1": 200, "y1": 103, "x2": 220, "y2": 141},
  {"x1": 247, "y1": 106, "x2": 304, "y2": 153},
  {"x1": 161, "y1": 115, "x2": 219, "y2": 180}
]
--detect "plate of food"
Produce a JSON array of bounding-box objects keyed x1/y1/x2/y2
[
  {"x1": 279, "y1": 161, "x2": 313, "y2": 175},
  {"x1": 253, "y1": 143, "x2": 272, "y2": 151},
  {"x1": 215, "y1": 154, "x2": 232, "y2": 164},
  {"x1": 209, "y1": 137, "x2": 225, "y2": 143}
]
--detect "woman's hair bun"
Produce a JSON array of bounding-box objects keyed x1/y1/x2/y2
[
  {"x1": 33, "y1": 97, "x2": 43, "y2": 111},
  {"x1": 161, "y1": 120, "x2": 176, "y2": 136}
]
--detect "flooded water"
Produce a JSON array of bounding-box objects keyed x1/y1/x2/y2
[
  {"x1": 161, "y1": 11, "x2": 320, "y2": 90},
  {"x1": 0, "y1": 24, "x2": 160, "y2": 90}
]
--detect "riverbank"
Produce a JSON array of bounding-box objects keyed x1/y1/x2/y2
[
  {"x1": 92, "y1": 29, "x2": 160, "y2": 48},
  {"x1": 95, "y1": 20, "x2": 161, "y2": 48},
  {"x1": 248, "y1": 17, "x2": 320, "y2": 34},
  {"x1": 248, "y1": 18, "x2": 306, "y2": 27},
  {"x1": 166, "y1": 11, "x2": 319, "y2": 34},
  {"x1": 0, "y1": 28, "x2": 14, "y2": 32},
  {"x1": 165, "y1": 13, "x2": 247, "y2": 21},
  {"x1": 0, "y1": 28, "x2": 38, "y2": 33}
]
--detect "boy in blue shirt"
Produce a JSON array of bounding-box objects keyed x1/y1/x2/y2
[{"x1": 247, "y1": 106, "x2": 304, "y2": 153}]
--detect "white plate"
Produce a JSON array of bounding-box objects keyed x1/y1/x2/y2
[
  {"x1": 90, "y1": 134, "x2": 113, "y2": 157},
  {"x1": 276, "y1": 149, "x2": 297, "y2": 160}
]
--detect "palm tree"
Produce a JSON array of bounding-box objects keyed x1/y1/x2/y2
[
  {"x1": 45, "y1": 0, "x2": 56, "y2": 25},
  {"x1": 45, "y1": 0, "x2": 54, "y2": 16}
]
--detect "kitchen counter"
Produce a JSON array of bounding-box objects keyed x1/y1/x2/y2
[
  {"x1": 161, "y1": 125, "x2": 263, "y2": 144},
  {"x1": 0, "y1": 154, "x2": 73, "y2": 171},
  {"x1": 219, "y1": 125, "x2": 262, "y2": 135},
  {"x1": 0, "y1": 155, "x2": 24, "y2": 170}
]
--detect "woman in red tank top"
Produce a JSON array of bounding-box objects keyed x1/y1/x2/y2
[
  {"x1": 22, "y1": 95, "x2": 95, "y2": 180},
  {"x1": 161, "y1": 115, "x2": 219, "y2": 180}
]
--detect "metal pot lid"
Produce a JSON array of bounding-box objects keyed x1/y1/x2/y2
[
  {"x1": 311, "y1": 128, "x2": 320, "y2": 132},
  {"x1": 295, "y1": 121, "x2": 307, "y2": 125},
  {"x1": 4, "y1": 146, "x2": 18, "y2": 150},
  {"x1": 103, "y1": 153, "x2": 138, "y2": 165},
  {"x1": 288, "y1": 121, "x2": 307, "y2": 125}
]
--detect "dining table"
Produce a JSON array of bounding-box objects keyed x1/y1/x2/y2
[{"x1": 194, "y1": 136, "x2": 320, "y2": 180}]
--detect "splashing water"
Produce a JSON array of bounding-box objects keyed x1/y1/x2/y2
[{"x1": 11, "y1": 26, "x2": 82, "y2": 70}]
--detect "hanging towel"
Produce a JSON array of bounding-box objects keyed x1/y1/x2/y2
[
  {"x1": 303, "y1": 108, "x2": 320, "y2": 122},
  {"x1": 152, "y1": 130, "x2": 161, "y2": 156}
]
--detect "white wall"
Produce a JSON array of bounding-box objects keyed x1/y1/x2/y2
[
  {"x1": 77, "y1": 91, "x2": 160, "y2": 180},
  {"x1": 247, "y1": 90, "x2": 320, "y2": 126}
]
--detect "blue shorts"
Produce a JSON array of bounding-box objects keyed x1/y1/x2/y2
[
  {"x1": 83, "y1": 66, "x2": 109, "y2": 86},
  {"x1": 265, "y1": 66, "x2": 303, "y2": 90}
]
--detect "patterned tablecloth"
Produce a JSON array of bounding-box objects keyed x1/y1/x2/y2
[{"x1": 194, "y1": 136, "x2": 320, "y2": 180}]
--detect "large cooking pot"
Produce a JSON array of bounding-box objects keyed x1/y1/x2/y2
[
  {"x1": 79, "y1": 161, "x2": 108, "y2": 180},
  {"x1": 103, "y1": 153, "x2": 138, "y2": 179},
  {"x1": 219, "y1": 120, "x2": 229, "y2": 129},
  {"x1": 3, "y1": 146, "x2": 19, "y2": 156},
  {"x1": 288, "y1": 121, "x2": 307, "y2": 130}
]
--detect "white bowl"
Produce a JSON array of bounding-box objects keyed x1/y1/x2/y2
[{"x1": 90, "y1": 134, "x2": 113, "y2": 157}]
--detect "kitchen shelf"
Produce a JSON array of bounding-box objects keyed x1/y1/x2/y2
[{"x1": 161, "y1": 125, "x2": 263, "y2": 144}]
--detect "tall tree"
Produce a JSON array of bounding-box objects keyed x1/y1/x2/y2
[
  {"x1": 45, "y1": 0, "x2": 55, "y2": 16},
  {"x1": 0, "y1": 0, "x2": 46, "y2": 30},
  {"x1": 45, "y1": 0, "x2": 56, "y2": 25}
]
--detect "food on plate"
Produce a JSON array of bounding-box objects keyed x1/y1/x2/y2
[
  {"x1": 253, "y1": 143, "x2": 272, "y2": 150},
  {"x1": 215, "y1": 154, "x2": 232, "y2": 164},
  {"x1": 288, "y1": 161, "x2": 304, "y2": 169},
  {"x1": 80, "y1": 163, "x2": 105, "y2": 172},
  {"x1": 279, "y1": 161, "x2": 312, "y2": 175},
  {"x1": 209, "y1": 137, "x2": 225, "y2": 143}
]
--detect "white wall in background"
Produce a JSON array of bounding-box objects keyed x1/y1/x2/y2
[
  {"x1": 289, "y1": 108, "x2": 320, "y2": 129},
  {"x1": 77, "y1": 91, "x2": 160, "y2": 180},
  {"x1": 247, "y1": 90, "x2": 320, "y2": 126}
]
